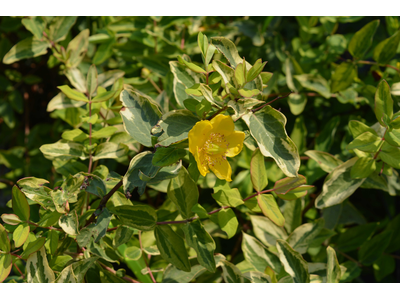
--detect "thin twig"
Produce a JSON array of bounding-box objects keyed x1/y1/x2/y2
[
  {"x1": 207, "y1": 106, "x2": 228, "y2": 120},
  {"x1": 12, "y1": 263, "x2": 25, "y2": 279},
  {"x1": 252, "y1": 91, "x2": 292, "y2": 113},
  {"x1": 26, "y1": 221, "x2": 63, "y2": 232},
  {"x1": 337, "y1": 249, "x2": 363, "y2": 267},
  {"x1": 85, "y1": 180, "x2": 123, "y2": 226},
  {"x1": 99, "y1": 262, "x2": 140, "y2": 283},
  {"x1": 357, "y1": 60, "x2": 400, "y2": 73}
]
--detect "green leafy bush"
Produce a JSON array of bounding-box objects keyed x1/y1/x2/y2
[{"x1": 1, "y1": 16, "x2": 400, "y2": 283}]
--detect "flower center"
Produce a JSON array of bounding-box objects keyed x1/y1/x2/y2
[{"x1": 204, "y1": 132, "x2": 229, "y2": 155}]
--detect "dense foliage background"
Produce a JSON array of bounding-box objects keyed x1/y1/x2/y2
[{"x1": 1, "y1": 16, "x2": 400, "y2": 283}]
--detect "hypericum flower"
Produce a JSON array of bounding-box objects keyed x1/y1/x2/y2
[{"x1": 188, "y1": 114, "x2": 245, "y2": 182}]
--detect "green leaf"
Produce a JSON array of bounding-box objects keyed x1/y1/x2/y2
[
  {"x1": 220, "y1": 260, "x2": 244, "y2": 283},
  {"x1": 211, "y1": 37, "x2": 242, "y2": 68},
  {"x1": 71, "y1": 257, "x2": 99, "y2": 283},
  {"x1": 359, "y1": 230, "x2": 392, "y2": 265},
  {"x1": 46, "y1": 230, "x2": 59, "y2": 255},
  {"x1": 283, "y1": 199, "x2": 302, "y2": 233},
  {"x1": 276, "y1": 239, "x2": 310, "y2": 283},
  {"x1": 0, "y1": 224, "x2": 10, "y2": 253},
  {"x1": 21, "y1": 236, "x2": 46, "y2": 259},
  {"x1": 340, "y1": 261, "x2": 362, "y2": 283},
  {"x1": 191, "y1": 204, "x2": 209, "y2": 219},
  {"x1": 350, "y1": 156, "x2": 376, "y2": 179},
  {"x1": 120, "y1": 89, "x2": 162, "y2": 147},
  {"x1": 62, "y1": 128, "x2": 88, "y2": 142},
  {"x1": 373, "y1": 255, "x2": 395, "y2": 282},
  {"x1": 373, "y1": 31, "x2": 400, "y2": 64},
  {"x1": 212, "y1": 188, "x2": 244, "y2": 208},
  {"x1": 315, "y1": 116, "x2": 341, "y2": 152},
  {"x1": 91, "y1": 127, "x2": 117, "y2": 139},
  {"x1": 155, "y1": 225, "x2": 191, "y2": 272},
  {"x1": 49, "y1": 16, "x2": 77, "y2": 42},
  {"x1": 86, "y1": 64, "x2": 98, "y2": 99},
  {"x1": 0, "y1": 254, "x2": 12, "y2": 283},
  {"x1": 257, "y1": 194, "x2": 285, "y2": 227},
  {"x1": 57, "y1": 85, "x2": 89, "y2": 102},
  {"x1": 287, "y1": 219, "x2": 324, "y2": 254},
  {"x1": 2, "y1": 37, "x2": 50, "y2": 64},
  {"x1": 167, "y1": 167, "x2": 198, "y2": 219},
  {"x1": 162, "y1": 254, "x2": 225, "y2": 283},
  {"x1": 242, "y1": 232, "x2": 283, "y2": 274},
  {"x1": 288, "y1": 94, "x2": 307, "y2": 116},
  {"x1": 66, "y1": 29, "x2": 89, "y2": 68},
  {"x1": 59, "y1": 212, "x2": 79, "y2": 236},
  {"x1": 304, "y1": 150, "x2": 343, "y2": 173},
  {"x1": 157, "y1": 110, "x2": 200, "y2": 147},
  {"x1": 375, "y1": 80, "x2": 393, "y2": 126},
  {"x1": 1, "y1": 214, "x2": 21, "y2": 225},
  {"x1": 336, "y1": 223, "x2": 378, "y2": 252},
  {"x1": 124, "y1": 151, "x2": 181, "y2": 195},
  {"x1": 238, "y1": 88, "x2": 261, "y2": 98},
  {"x1": 182, "y1": 220, "x2": 216, "y2": 273},
  {"x1": 125, "y1": 246, "x2": 142, "y2": 260},
  {"x1": 347, "y1": 131, "x2": 382, "y2": 152},
  {"x1": 13, "y1": 223, "x2": 30, "y2": 248},
  {"x1": 247, "y1": 59, "x2": 267, "y2": 82},
  {"x1": 113, "y1": 226, "x2": 134, "y2": 248},
  {"x1": 152, "y1": 147, "x2": 186, "y2": 167},
  {"x1": 379, "y1": 143, "x2": 400, "y2": 168},
  {"x1": 21, "y1": 17, "x2": 45, "y2": 39},
  {"x1": 348, "y1": 120, "x2": 378, "y2": 139},
  {"x1": 315, "y1": 158, "x2": 365, "y2": 209},
  {"x1": 199, "y1": 83, "x2": 221, "y2": 107},
  {"x1": 273, "y1": 175, "x2": 307, "y2": 195},
  {"x1": 331, "y1": 62, "x2": 357, "y2": 93},
  {"x1": 93, "y1": 142, "x2": 127, "y2": 161},
  {"x1": 385, "y1": 129, "x2": 400, "y2": 147},
  {"x1": 250, "y1": 215, "x2": 288, "y2": 248},
  {"x1": 294, "y1": 74, "x2": 331, "y2": 99},
  {"x1": 235, "y1": 63, "x2": 246, "y2": 86},
  {"x1": 326, "y1": 246, "x2": 341, "y2": 283},
  {"x1": 82, "y1": 174, "x2": 106, "y2": 198},
  {"x1": 242, "y1": 106, "x2": 300, "y2": 177},
  {"x1": 40, "y1": 140, "x2": 87, "y2": 161},
  {"x1": 196, "y1": 99, "x2": 212, "y2": 118},
  {"x1": 218, "y1": 208, "x2": 238, "y2": 238},
  {"x1": 110, "y1": 205, "x2": 157, "y2": 231},
  {"x1": 212, "y1": 60, "x2": 235, "y2": 89},
  {"x1": 177, "y1": 56, "x2": 207, "y2": 73},
  {"x1": 92, "y1": 90, "x2": 118, "y2": 103},
  {"x1": 26, "y1": 245, "x2": 55, "y2": 282},
  {"x1": 348, "y1": 19, "x2": 380, "y2": 58},
  {"x1": 56, "y1": 265, "x2": 77, "y2": 283},
  {"x1": 12, "y1": 185, "x2": 30, "y2": 221}
]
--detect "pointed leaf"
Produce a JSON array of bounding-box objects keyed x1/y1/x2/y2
[
  {"x1": 375, "y1": 80, "x2": 393, "y2": 126},
  {"x1": 242, "y1": 106, "x2": 300, "y2": 177},
  {"x1": 218, "y1": 208, "x2": 238, "y2": 238},
  {"x1": 2, "y1": 37, "x2": 50, "y2": 64},
  {"x1": 155, "y1": 225, "x2": 191, "y2": 272},
  {"x1": 86, "y1": 65, "x2": 98, "y2": 99},
  {"x1": 276, "y1": 239, "x2": 310, "y2": 283},
  {"x1": 120, "y1": 89, "x2": 162, "y2": 147},
  {"x1": 13, "y1": 223, "x2": 30, "y2": 248},
  {"x1": 242, "y1": 232, "x2": 283, "y2": 274},
  {"x1": 12, "y1": 185, "x2": 30, "y2": 221},
  {"x1": 110, "y1": 205, "x2": 157, "y2": 231},
  {"x1": 26, "y1": 246, "x2": 55, "y2": 283},
  {"x1": 287, "y1": 219, "x2": 324, "y2": 254},
  {"x1": 373, "y1": 31, "x2": 400, "y2": 64},
  {"x1": 182, "y1": 220, "x2": 216, "y2": 273},
  {"x1": 257, "y1": 194, "x2": 285, "y2": 227},
  {"x1": 315, "y1": 158, "x2": 365, "y2": 209},
  {"x1": 348, "y1": 19, "x2": 380, "y2": 58},
  {"x1": 326, "y1": 246, "x2": 341, "y2": 283}
]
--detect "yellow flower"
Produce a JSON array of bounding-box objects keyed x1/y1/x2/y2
[{"x1": 188, "y1": 114, "x2": 245, "y2": 182}]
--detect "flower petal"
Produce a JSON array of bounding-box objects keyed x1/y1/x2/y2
[
  {"x1": 209, "y1": 156, "x2": 232, "y2": 181},
  {"x1": 210, "y1": 114, "x2": 234, "y2": 136},
  {"x1": 225, "y1": 131, "x2": 246, "y2": 157},
  {"x1": 188, "y1": 120, "x2": 213, "y2": 155},
  {"x1": 194, "y1": 148, "x2": 209, "y2": 177}
]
